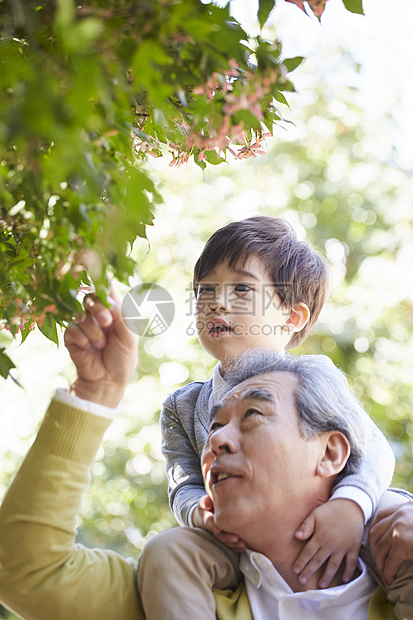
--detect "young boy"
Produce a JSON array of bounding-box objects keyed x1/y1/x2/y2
[{"x1": 137, "y1": 216, "x2": 397, "y2": 618}]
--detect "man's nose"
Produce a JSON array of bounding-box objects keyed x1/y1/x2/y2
[{"x1": 210, "y1": 423, "x2": 240, "y2": 454}]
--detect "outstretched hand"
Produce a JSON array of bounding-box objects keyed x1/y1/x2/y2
[
  {"x1": 192, "y1": 494, "x2": 246, "y2": 553},
  {"x1": 64, "y1": 291, "x2": 138, "y2": 408}
]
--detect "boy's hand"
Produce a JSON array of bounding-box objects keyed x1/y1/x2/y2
[
  {"x1": 293, "y1": 499, "x2": 364, "y2": 588},
  {"x1": 369, "y1": 502, "x2": 413, "y2": 585},
  {"x1": 64, "y1": 292, "x2": 138, "y2": 408},
  {"x1": 192, "y1": 495, "x2": 246, "y2": 552}
]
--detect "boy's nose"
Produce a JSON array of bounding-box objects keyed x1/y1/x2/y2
[{"x1": 210, "y1": 291, "x2": 228, "y2": 313}]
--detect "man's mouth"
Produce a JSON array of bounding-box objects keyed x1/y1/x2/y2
[
  {"x1": 210, "y1": 469, "x2": 241, "y2": 486},
  {"x1": 217, "y1": 472, "x2": 231, "y2": 482}
]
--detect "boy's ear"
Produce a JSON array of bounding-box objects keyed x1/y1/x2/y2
[
  {"x1": 284, "y1": 302, "x2": 310, "y2": 333},
  {"x1": 316, "y1": 432, "x2": 351, "y2": 479}
]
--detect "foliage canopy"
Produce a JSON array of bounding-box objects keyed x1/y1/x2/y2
[{"x1": 0, "y1": 0, "x2": 361, "y2": 376}]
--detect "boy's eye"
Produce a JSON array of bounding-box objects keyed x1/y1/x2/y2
[
  {"x1": 198, "y1": 284, "x2": 215, "y2": 296},
  {"x1": 234, "y1": 283, "x2": 252, "y2": 293}
]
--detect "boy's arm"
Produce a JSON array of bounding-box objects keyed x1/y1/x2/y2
[
  {"x1": 332, "y1": 419, "x2": 395, "y2": 520},
  {"x1": 293, "y1": 417, "x2": 395, "y2": 588},
  {"x1": 161, "y1": 393, "x2": 207, "y2": 526}
]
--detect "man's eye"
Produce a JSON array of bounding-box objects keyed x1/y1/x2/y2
[
  {"x1": 234, "y1": 283, "x2": 252, "y2": 293},
  {"x1": 244, "y1": 408, "x2": 262, "y2": 418},
  {"x1": 198, "y1": 285, "x2": 214, "y2": 296}
]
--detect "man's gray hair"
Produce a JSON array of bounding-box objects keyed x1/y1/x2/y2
[{"x1": 224, "y1": 350, "x2": 371, "y2": 480}]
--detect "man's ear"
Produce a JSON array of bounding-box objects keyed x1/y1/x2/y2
[
  {"x1": 316, "y1": 431, "x2": 351, "y2": 479},
  {"x1": 284, "y1": 303, "x2": 310, "y2": 333}
]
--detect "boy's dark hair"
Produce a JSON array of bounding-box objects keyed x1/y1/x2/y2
[{"x1": 193, "y1": 216, "x2": 329, "y2": 349}]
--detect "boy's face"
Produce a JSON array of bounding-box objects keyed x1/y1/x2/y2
[{"x1": 195, "y1": 256, "x2": 291, "y2": 372}]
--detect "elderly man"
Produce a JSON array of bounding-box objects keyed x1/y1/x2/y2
[
  {"x1": 140, "y1": 350, "x2": 411, "y2": 620},
  {"x1": 201, "y1": 351, "x2": 397, "y2": 619},
  {"x1": 0, "y1": 298, "x2": 409, "y2": 619}
]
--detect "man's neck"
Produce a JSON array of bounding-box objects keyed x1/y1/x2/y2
[
  {"x1": 248, "y1": 533, "x2": 354, "y2": 592},
  {"x1": 240, "y1": 494, "x2": 354, "y2": 592}
]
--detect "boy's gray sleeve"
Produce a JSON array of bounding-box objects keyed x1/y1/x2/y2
[
  {"x1": 333, "y1": 415, "x2": 395, "y2": 516},
  {"x1": 161, "y1": 388, "x2": 208, "y2": 526}
]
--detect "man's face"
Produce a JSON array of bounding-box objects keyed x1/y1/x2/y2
[
  {"x1": 202, "y1": 371, "x2": 324, "y2": 539},
  {"x1": 195, "y1": 256, "x2": 290, "y2": 371}
]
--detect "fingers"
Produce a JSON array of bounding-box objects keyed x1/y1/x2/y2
[
  {"x1": 370, "y1": 519, "x2": 406, "y2": 584},
  {"x1": 214, "y1": 530, "x2": 246, "y2": 552},
  {"x1": 203, "y1": 515, "x2": 219, "y2": 534},
  {"x1": 194, "y1": 494, "x2": 246, "y2": 551},
  {"x1": 295, "y1": 514, "x2": 316, "y2": 542},
  {"x1": 65, "y1": 300, "x2": 110, "y2": 352},
  {"x1": 371, "y1": 505, "x2": 400, "y2": 530},
  {"x1": 199, "y1": 494, "x2": 214, "y2": 513},
  {"x1": 65, "y1": 293, "x2": 135, "y2": 353},
  {"x1": 294, "y1": 542, "x2": 331, "y2": 586},
  {"x1": 369, "y1": 513, "x2": 394, "y2": 571},
  {"x1": 318, "y1": 552, "x2": 346, "y2": 588},
  {"x1": 342, "y1": 550, "x2": 359, "y2": 583},
  {"x1": 105, "y1": 298, "x2": 139, "y2": 352},
  {"x1": 84, "y1": 294, "x2": 113, "y2": 329},
  {"x1": 64, "y1": 318, "x2": 94, "y2": 351},
  {"x1": 294, "y1": 545, "x2": 351, "y2": 588},
  {"x1": 193, "y1": 495, "x2": 216, "y2": 531},
  {"x1": 383, "y1": 554, "x2": 402, "y2": 585},
  {"x1": 293, "y1": 540, "x2": 357, "y2": 588},
  {"x1": 293, "y1": 537, "x2": 320, "y2": 577},
  {"x1": 293, "y1": 515, "x2": 318, "y2": 580}
]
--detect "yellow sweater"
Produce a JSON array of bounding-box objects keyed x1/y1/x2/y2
[{"x1": 0, "y1": 400, "x2": 394, "y2": 620}]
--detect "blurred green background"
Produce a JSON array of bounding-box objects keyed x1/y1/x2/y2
[{"x1": 1, "y1": 1, "x2": 413, "y2": 617}]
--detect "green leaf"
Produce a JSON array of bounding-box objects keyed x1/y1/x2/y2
[
  {"x1": 273, "y1": 90, "x2": 289, "y2": 106},
  {"x1": 282, "y1": 56, "x2": 304, "y2": 73},
  {"x1": 0, "y1": 347, "x2": 16, "y2": 379},
  {"x1": 258, "y1": 0, "x2": 276, "y2": 28},
  {"x1": 342, "y1": 0, "x2": 364, "y2": 15},
  {"x1": 20, "y1": 321, "x2": 33, "y2": 345},
  {"x1": 194, "y1": 156, "x2": 207, "y2": 171},
  {"x1": 38, "y1": 314, "x2": 59, "y2": 346},
  {"x1": 204, "y1": 150, "x2": 226, "y2": 165}
]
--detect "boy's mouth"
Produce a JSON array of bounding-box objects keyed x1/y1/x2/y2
[
  {"x1": 210, "y1": 324, "x2": 232, "y2": 334},
  {"x1": 208, "y1": 320, "x2": 233, "y2": 335}
]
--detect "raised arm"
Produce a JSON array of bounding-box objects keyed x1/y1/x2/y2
[{"x1": 0, "y1": 295, "x2": 143, "y2": 620}]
